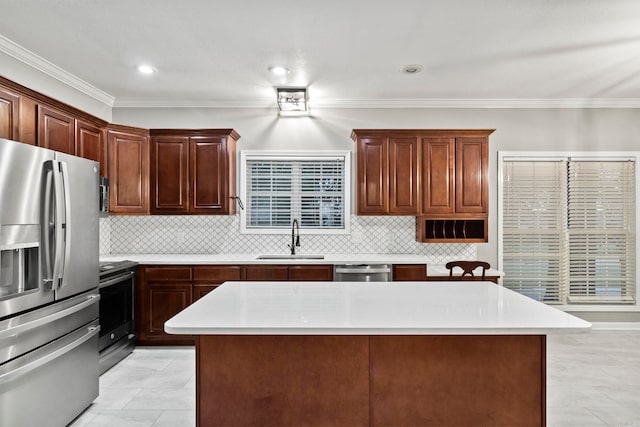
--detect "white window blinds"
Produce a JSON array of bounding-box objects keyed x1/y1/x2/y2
[
  {"x1": 502, "y1": 161, "x2": 567, "y2": 303},
  {"x1": 502, "y1": 157, "x2": 636, "y2": 305},
  {"x1": 567, "y1": 161, "x2": 636, "y2": 303},
  {"x1": 245, "y1": 156, "x2": 346, "y2": 231}
]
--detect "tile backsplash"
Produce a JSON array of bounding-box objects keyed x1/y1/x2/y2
[{"x1": 100, "y1": 215, "x2": 476, "y2": 264}]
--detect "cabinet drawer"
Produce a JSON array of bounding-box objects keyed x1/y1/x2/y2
[
  {"x1": 144, "y1": 266, "x2": 192, "y2": 281},
  {"x1": 392, "y1": 264, "x2": 427, "y2": 281},
  {"x1": 193, "y1": 266, "x2": 243, "y2": 282},
  {"x1": 289, "y1": 265, "x2": 333, "y2": 281},
  {"x1": 245, "y1": 265, "x2": 288, "y2": 281}
]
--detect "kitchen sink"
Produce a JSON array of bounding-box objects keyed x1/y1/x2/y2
[{"x1": 256, "y1": 254, "x2": 325, "y2": 260}]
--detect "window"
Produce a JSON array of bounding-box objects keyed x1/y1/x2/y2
[
  {"x1": 240, "y1": 151, "x2": 350, "y2": 234},
  {"x1": 499, "y1": 152, "x2": 637, "y2": 306}
]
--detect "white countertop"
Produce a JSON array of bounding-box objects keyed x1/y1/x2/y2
[
  {"x1": 164, "y1": 281, "x2": 590, "y2": 335},
  {"x1": 100, "y1": 253, "x2": 429, "y2": 265},
  {"x1": 100, "y1": 253, "x2": 505, "y2": 278}
]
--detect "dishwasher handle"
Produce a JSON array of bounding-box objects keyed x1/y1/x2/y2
[{"x1": 334, "y1": 267, "x2": 391, "y2": 274}]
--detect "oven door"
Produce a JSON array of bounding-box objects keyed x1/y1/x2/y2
[{"x1": 98, "y1": 271, "x2": 134, "y2": 352}]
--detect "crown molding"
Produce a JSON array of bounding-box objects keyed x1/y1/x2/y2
[
  {"x1": 114, "y1": 97, "x2": 640, "y2": 109},
  {"x1": 0, "y1": 34, "x2": 115, "y2": 107},
  {"x1": 113, "y1": 98, "x2": 274, "y2": 108},
  {"x1": 310, "y1": 98, "x2": 640, "y2": 109}
]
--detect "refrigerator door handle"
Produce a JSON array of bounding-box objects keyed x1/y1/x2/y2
[
  {"x1": 59, "y1": 160, "x2": 72, "y2": 290},
  {"x1": 51, "y1": 160, "x2": 66, "y2": 289},
  {"x1": 0, "y1": 324, "x2": 100, "y2": 388},
  {"x1": 41, "y1": 161, "x2": 55, "y2": 289},
  {"x1": 0, "y1": 294, "x2": 99, "y2": 340}
]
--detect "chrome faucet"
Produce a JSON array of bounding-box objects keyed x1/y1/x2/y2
[{"x1": 288, "y1": 219, "x2": 300, "y2": 255}]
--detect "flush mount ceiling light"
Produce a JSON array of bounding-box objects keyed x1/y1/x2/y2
[
  {"x1": 268, "y1": 66, "x2": 290, "y2": 76},
  {"x1": 400, "y1": 64, "x2": 424, "y2": 74},
  {"x1": 276, "y1": 87, "x2": 307, "y2": 112},
  {"x1": 137, "y1": 64, "x2": 157, "y2": 75}
]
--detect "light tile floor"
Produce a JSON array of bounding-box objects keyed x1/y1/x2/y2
[{"x1": 70, "y1": 331, "x2": 640, "y2": 427}]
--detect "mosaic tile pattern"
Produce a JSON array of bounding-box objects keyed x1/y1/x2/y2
[
  {"x1": 99, "y1": 218, "x2": 111, "y2": 255},
  {"x1": 102, "y1": 215, "x2": 476, "y2": 264}
]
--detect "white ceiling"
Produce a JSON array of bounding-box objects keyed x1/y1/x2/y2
[{"x1": 1, "y1": 0, "x2": 640, "y2": 108}]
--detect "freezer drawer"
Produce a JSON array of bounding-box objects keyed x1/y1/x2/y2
[
  {"x1": 0, "y1": 320, "x2": 100, "y2": 427},
  {"x1": 0, "y1": 290, "x2": 99, "y2": 365}
]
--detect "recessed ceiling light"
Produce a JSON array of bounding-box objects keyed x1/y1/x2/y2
[
  {"x1": 268, "y1": 66, "x2": 290, "y2": 76},
  {"x1": 137, "y1": 64, "x2": 157, "y2": 75},
  {"x1": 400, "y1": 64, "x2": 424, "y2": 74}
]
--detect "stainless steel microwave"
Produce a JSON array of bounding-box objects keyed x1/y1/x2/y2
[{"x1": 99, "y1": 177, "x2": 109, "y2": 217}]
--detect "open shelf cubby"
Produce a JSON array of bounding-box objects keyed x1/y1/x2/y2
[{"x1": 415, "y1": 217, "x2": 487, "y2": 243}]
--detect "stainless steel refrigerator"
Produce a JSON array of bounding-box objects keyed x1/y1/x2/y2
[{"x1": 0, "y1": 138, "x2": 100, "y2": 426}]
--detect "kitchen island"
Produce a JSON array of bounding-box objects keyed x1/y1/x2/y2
[{"x1": 165, "y1": 281, "x2": 590, "y2": 427}]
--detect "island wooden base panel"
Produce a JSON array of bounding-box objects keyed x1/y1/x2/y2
[{"x1": 196, "y1": 335, "x2": 546, "y2": 427}]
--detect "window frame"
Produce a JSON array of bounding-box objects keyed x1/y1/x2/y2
[
  {"x1": 239, "y1": 150, "x2": 351, "y2": 235},
  {"x1": 498, "y1": 151, "x2": 640, "y2": 312}
]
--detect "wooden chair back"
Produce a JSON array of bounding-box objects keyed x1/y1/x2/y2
[{"x1": 445, "y1": 261, "x2": 491, "y2": 281}]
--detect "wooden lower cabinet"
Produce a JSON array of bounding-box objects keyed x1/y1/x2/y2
[
  {"x1": 137, "y1": 266, "x2": 194, "y2": 345},
  {"x1": 245, "y1": 265, "x2": 289, "y2": 281},
  {"x1": 137, "y1": 264, "x2": 333, "y2": 345},
  {"x1": 145, "y1": 283, "x2": 193, "y2": 344},
  {"x1": 193, "y1": 284, "x2": 219, "y2": 301},
  {"x1": 193, "y1": 265, "x2": 244, "y2": 301},
  {"x1": 288, "y1": 265, "x2": 333, "y2": 281},
  {"x1": 196, "y1": 334, "x2": 545, "y2": 427},
  {"x1": 392, "y1": 264, "x2": 427, "y2": 281}
]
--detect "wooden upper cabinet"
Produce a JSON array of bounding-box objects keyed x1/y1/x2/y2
[
  {"x1": 38, "y1": 105, "x2": 75, "y2": 154},
  {"x1": 421, "y1": 137, "x2": 455, "y2": 214},
  {"x1": 76, "y1": 119, "x2": 105, "y2": 174},
  {"x1": 107, "y1": 127, "x2": 150, "y2": 214},
  {"x1": 389, "y1": 137, "x2": 419, "y2": 214},
  {"x1": 151, "y1": 135, "x2": 189, "y2": 213},
  {"x1": 0, "y1": 86, "x2": 20, "y2": 141},
  {"x1": 353, "y1": 132, "x2": 419, "y2": 215},
  {"x1": 150, "y1": 129, "x2": 239, "y2": 215},
  {"x1": 356, "y1": 136, "x2": 388, "y2": 214},
  {"x1": 191, "y1": 136, "x2": 229, "y2": 213},
  {"x1": 455, "y1": 137, "x2": 488, "y2": 214}
]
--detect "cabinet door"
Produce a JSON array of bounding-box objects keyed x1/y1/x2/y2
[
  {"x1": 455, "y1": 137, "x2": 488, "y2": 214},
  {"x1": 76, "y1": 120, "x2": 103, "y2": 173},
  {"x1": 289, "y1": 265, "x2": 334, "y2": 281},
  {"x1": 356, "y1": 136, "x2": 388, "y2": 214},
  {"x1": 389, "y1": 137, "x2": 419, "y2": 214},
  {"x1": 190, "y1": 136, "x2": 229, "y2": 213},
  {"x1": 421, "y1": 137, "x2": 454, "y2": 214},
  {"x1": 108, "y1": 130, "x2": 150, "y2": 214},
  {"x1": 145, "y1": 283, "x2": 193, "y2": 340},
  {"x1": 38, "y1": 105, "x2": 75, "y2": 154},
  {"x1": 0, "y1": 86, "x2": 20, "y2": 140},
  {"x1": 151, "y1": 136, "x2": 189, "y2": 213}
]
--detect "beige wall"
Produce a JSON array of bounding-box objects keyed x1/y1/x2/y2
[{"x1": 113, "y1": 106, "x2": 640, "y2": 269}]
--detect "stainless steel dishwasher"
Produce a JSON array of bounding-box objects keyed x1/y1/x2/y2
[{"x1": 333, "y1": 264, "x2": 392, "y2": 281}]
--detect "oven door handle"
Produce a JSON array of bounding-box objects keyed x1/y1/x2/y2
[
  {"x1": 99, "y1": 271, "x2": 135, "y2": 289},
  {"x1": 0, "y1": 294, "x2": 99, "y2": 340}
]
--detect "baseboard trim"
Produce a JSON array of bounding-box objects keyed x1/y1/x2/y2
[{"x1": 590, "y1": 322, "x2": 640, "y2": 331}]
